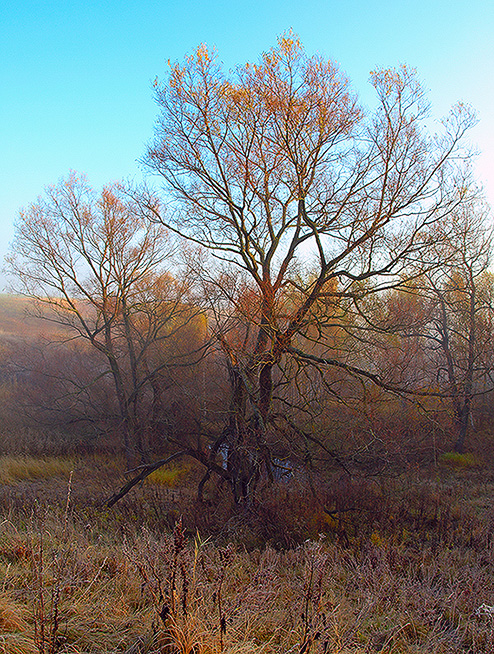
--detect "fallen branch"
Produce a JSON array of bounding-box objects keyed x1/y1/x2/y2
[{"x1": 106, "y1": 451, "x2": 187, "y2": 507}]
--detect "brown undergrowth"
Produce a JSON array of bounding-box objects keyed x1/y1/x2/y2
[{"x1": 0, "y1": 457, "x2": 494, "y2": 653}]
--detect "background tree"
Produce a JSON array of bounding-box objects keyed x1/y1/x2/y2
[
  {"x1": 397, "y1": 200, "x2": 494, "y2": 453},
  {"x1": 143, "y1": 33, "x2": 475, "y2": 501},
  {"x1": 7, "y1": 173, "x2": 204, "y2": 466}
]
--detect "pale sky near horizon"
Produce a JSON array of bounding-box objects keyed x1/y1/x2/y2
[{"x1": 1, "y1": 1, "x2": 493, "y2": 289}]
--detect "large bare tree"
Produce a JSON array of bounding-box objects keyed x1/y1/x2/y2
[{"x1": 141, "y1": 33, "x2": 476, "y2": 501}]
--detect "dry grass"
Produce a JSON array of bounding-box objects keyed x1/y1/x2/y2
[
  {"x1": 146, "y1": 463, "x2": 191, "y2": 488},
  {"x1": 0, "y1": 457, "x2": 494, "y2": 653},
  {"x1": 0, "y1": 456, "x2": 76, "y2": 484}
]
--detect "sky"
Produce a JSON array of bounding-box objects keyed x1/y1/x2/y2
[{"x1": 1, "y1": 0, "x2": 493, "y2": 289}]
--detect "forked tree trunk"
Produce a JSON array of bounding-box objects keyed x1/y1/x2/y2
[{"x1": 222, "y1": 356, "x2": 277, "y2": 504}]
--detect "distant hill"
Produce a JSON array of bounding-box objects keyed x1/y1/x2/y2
[{"x1": 0, "y1": 294, "x2": 57, "y2": 340}]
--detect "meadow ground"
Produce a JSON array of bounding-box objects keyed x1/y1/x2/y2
[{"x1": 1, "y1": 453, "x2": 494, "y2": 653}]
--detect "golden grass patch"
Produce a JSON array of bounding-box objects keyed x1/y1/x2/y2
[
  {"x1": 439, "y1": 451, "x2": 479, "y2": 469},
  {"x1": 0, "y1": 593, "x2": 30, "y2": 632},
  {"x1": 0, "y1": 634, "x2": 36, "y2": 654},
  {"x1": 0, "y1": 455, "x2": 75, "y2": 484},
  {"x1": 146, "y1": 463, "x2": 189, "y2": 487}
]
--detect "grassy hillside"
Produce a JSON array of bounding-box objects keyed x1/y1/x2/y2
[
  {"x1": 0, "y1": 294, "x2": 62, "y2": 340},
  {"x1": 0, "y1": 294, "x2": 41, "y2": 338}
]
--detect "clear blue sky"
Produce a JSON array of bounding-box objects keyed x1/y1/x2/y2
[{"x1": 1, "y1": 1, "x2": 493, "y2": 288}]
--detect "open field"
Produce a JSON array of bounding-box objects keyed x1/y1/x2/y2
[{"x1": 1, "y1": 454, "x2": 494, "y2": 653}]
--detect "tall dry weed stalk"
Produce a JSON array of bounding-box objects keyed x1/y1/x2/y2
[
  {"x1": 30, "y1": 472, "x2": 73, "y2": 654},
  {"x1": 215, "y1": 544, "x2": 234, "y2": 652},
  {"x1": 299, "y1": 543, "x2": 324, "y2": 654},
  {"x1": 124, "y1": 519, "x2": 208, "y2": 653}
]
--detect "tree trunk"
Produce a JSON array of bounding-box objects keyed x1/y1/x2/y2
[{"x1": 453, "y1": 398, "x2": 471, "y2": 454}]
